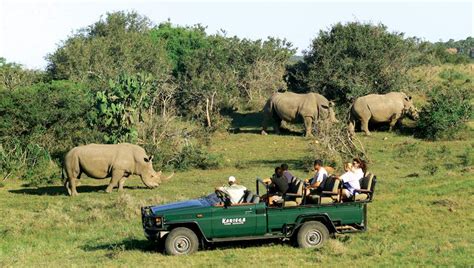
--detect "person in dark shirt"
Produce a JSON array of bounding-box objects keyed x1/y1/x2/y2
[
  {"x1": 264, "y1": 167, "x2": 288, "y2": 205},
  {"x1": 270, "y1": 167, "x2": 289, "y2": 194},
  {"x1": 281, "y1": 163, "x2": 294, "y2": 184}
]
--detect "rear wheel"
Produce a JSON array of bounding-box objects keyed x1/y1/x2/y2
[
  {"x1": 296, "y1": 221, "x2": 329, "y2": 249},
  {"x1": 164, "y1": 227, "x2": 199, "y2": 255}
]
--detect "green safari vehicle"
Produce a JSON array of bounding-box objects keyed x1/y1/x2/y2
[{"x1": 141, "y1": 174, "x2": 376, "y2": 255}]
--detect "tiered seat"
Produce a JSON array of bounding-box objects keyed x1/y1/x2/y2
[
  {"x1": 310, "y1": 175, "x2": 341, "y2": 204},
  {"x1": 353, "y1": 173, "x2": 376, "y2": 202},
  {"x1": 283, "y1": 179, "x2": 304, "y2": 207}
]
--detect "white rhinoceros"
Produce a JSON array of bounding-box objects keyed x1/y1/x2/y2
[{"x1": 63, "y1": 143, "x2": 173, "y2": 196}]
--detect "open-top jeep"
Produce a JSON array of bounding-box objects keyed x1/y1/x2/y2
[{"x1": 141, "y1": 173, "x2": 376, "y2": 255}]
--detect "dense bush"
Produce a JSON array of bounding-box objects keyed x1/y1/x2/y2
[
  {"x1": 289, "y1": 22, "x2": 413, "y2": 103},
  {"x1": 410, "y1": 40, "x2": 471, "y2": 66},
  {"x1": 151, "y1": 23, "x2": 294, "y2": 124},
  {"x1": 0, "y1": 80, "x2": 101, "y2": 158},
  {"x1": 0, "y1": 140, "x2": 58, "y2": 185},
  {"x1": 46, "y1": 11, "x2": 172, "y2": 88},
  {"x1": 90, "y1": 73, "x2": 155, "y2": 143},
  {"x1": 416, "y1": 76, "x2": 473, "y2": 140},
  {"x1": 0, "y1": 57, "x2": 45, "y2": 90}
]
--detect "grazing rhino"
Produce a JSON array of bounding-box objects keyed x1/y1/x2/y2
[
  {"x1": 348, "y1": 92, "x2": 419, "y2": 136},
  {"x1": 261, "y1": 92, "x2": 338, "y2": 137},
  {"x1": 63, "y1": 143, "x2": 174, "y2": 196}
]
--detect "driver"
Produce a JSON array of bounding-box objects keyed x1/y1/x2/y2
[{"x1": 216, "y1": 176, "x2": 247, "y2": 204}]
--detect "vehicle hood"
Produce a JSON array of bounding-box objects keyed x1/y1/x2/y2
[{"x1": 150, "y1": 199, "x2": 208, "y2": 214}]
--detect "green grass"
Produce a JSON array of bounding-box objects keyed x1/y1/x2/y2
[{"x1": 1, "y1": 130, "x2": 473, "y2": 266}]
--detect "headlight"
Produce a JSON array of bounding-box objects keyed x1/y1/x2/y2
[
  {"x1": 155, "y1": 217, "x2": 162, "y2": 225},
  {"x1": 142, "y1": 207, "x2": 152, "y2": 216}
]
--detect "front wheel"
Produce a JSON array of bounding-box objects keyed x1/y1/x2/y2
[
  {"x1": 296, "y1": 221, "x2": 329, "y2": 249},
  {"x1": 164, "y1": 227, "x2": 199, "y2": 255}
]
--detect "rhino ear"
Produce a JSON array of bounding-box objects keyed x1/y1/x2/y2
[{"x1": 144, "y1": 155, "x2": 153, "y2": 162}]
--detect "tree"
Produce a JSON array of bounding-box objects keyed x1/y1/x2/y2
[
  {"x1": 46, "y1": 11, "x2": 171, "y2": 88},
  {"x1": 0, "y1": 57, "x2": 44, "y2": 90},
  {"x1": 296, "y1": 22, "x2": 413, "y2": 103}
]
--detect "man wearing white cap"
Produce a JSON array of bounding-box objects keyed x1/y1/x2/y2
[{"x1": 216, "y1": 176, "x2": 247, "y2": 204}]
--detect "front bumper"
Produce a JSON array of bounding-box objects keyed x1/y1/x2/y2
[{"x1": 141, "y1": 206, "x2": 164, "y2": 230}]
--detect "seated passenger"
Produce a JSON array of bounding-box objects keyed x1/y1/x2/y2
[
  {"x1": 339, "y1": 159, "x2": 367, "y2": 200},
  {"x1": 339, "y1": 162, "x2": 360, "y2": 200},
  {"x1": 352, "y1": 158, "x2": 367, "y2": 178},
  {"x1": 264, "y1": 167, "x2": 289, "y2": 205},
  {"x1": 281, "y1": 163, "x2": 294, "y2": 184},
  {"x1": 216, "y1": 176, "x2": 247, "y2": 204},
  {"x1": 305, "y1": 159, "x2": 328, "y2": 195}
]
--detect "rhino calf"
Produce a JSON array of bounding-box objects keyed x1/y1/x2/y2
[
  {"x1": 63, "y1": 143, "x2": 173, "y2": 196},
  {"x1": 348, "y1": 92, "x2": 419, "y2": 136}
]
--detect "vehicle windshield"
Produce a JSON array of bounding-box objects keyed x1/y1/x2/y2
[{"x1": 200, "y1": 193, "x2": 221, "y2": 206}]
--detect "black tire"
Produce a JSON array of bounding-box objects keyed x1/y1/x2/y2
[
  {"x1": 296, "y1": 221, "x2": 329, "y2": 249},
  {"x1": 164, "y1": 227, "x2": 199, "y2": 255}
]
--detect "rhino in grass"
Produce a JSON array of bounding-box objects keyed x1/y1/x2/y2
[
  {"x1": 348, "y1": 92, "x2": 419, "y2": 136},
  {"x1": 261, "y1": 92, "x2": 338, "y2": 137},
  {"x1": 63, "y1": 143, "x2": 174, "y2": 196}
]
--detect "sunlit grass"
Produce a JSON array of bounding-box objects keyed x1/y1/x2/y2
[{"x1": 1, "y1": 127, "x2": 473, "y2": 266}]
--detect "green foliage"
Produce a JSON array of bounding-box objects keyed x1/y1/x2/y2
[
  {"x1": 0, "y1": 57, "x2": 45, "y2": 90},
  {"x1": 459, "y1": 147, "x2": 473, "y2": 168},
  {"x1": 416, "y1": 76, "x2": 473, "y2": 140},
  {"x1": 151, "y1": 23, "x2": 294, "y2": 125},
  {"x1": 293, "y1": 22, "x2": 413, "y2": 102},
  {"x1": 172, "y1": 145, "x2": 223, "y2": 171},
  {"x1": 423, "y1": 163, "x2": 439, "y2": 175},
  {"x1": 46, "y1": 11, "x2": 171, "y2": 88},
  {"x1": 0, "y1": 141, "x2": 57, "y2": 185},
  {"x1": 90, "y1": 73, "x2": 154, "y2": 143},
  {"x1": 0, "y1": 80, "x2": 101, "y2": 159}
]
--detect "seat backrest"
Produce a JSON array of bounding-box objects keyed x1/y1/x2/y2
[
  {"x1": 330, "y1": 178, "x2": 340, "y2": 193},
  {"x1": 244, "y1": 190, "x2": 253, "y2": 203},
  {"x1": 250, "y1": 194, "x2": 260, "y2": 203},
  {"x1": 320, "y1": 175, "x2": 337, "y2": 192},
  {"x1": 287, "y1": 177, "x2": 301, "y2": 194},
  {"x1": 359, "y1": 173, "x2": 374, "y2": 190},
  {"x1": 294, "y1": 180, "x2": 303, "y2": 205}
]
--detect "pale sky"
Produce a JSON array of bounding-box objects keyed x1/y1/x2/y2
[{"x1": 0, "y1": 0, "x2": 473, "y2": 69}]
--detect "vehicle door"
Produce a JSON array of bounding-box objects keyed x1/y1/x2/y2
[{"x1": 211, "y1": 203, "x2": 258, "y2": 238}]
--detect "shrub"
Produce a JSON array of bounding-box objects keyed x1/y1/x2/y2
[
  {"x1": 416, "y1": 80, "x2": 473, "y2": 140},
  {"x1": 0, "y1": 141, "x2": 58, "y2": 185},
  {"x1": 90, "y1": 73, "x2": 155, "y2": 143},
  {"x1": 46, "y1": 11, "x2": 171, "y2": 88},
  {"x1": 294, "y1": 22, "x2": 413, "y2": 103},
  {"x1": 308, "y1": 120, "x2": 369, "y2": 170},
  {"x1": 0, "y1": 80, "x2": 102, "y2": 158},
  {"x1": 0, "y1": 57, "x2": 45, "y2": 90},
  {"x1": 172, "y1": 145, "x2": 223, "y2": 171}
]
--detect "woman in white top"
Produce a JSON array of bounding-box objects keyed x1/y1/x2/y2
[{"x1": 340, "y1": 162, "x2": 363, "y2": 199}]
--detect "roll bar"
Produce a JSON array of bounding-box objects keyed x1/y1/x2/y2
[{"x1": 256, "y1": 177, "x2": 269, "y2": 196}]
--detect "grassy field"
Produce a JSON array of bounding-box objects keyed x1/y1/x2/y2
[{"x1": 1, "y1": 124, "x2": 473, "y2": 266}]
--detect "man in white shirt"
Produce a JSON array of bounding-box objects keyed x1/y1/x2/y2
[
  {"x1": 306, "y1": 159, "x2": 328, "y2": 193},
  {"x1": 217, "y1": 176, "x2": 247, "y2": 204}
]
